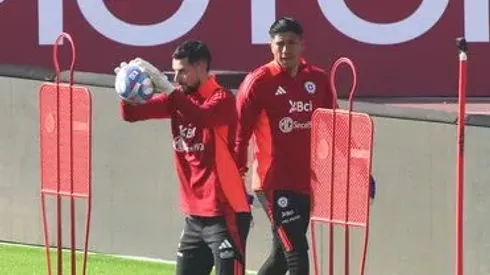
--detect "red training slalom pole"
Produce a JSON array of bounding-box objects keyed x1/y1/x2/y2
[{"x1": 455, "y1": 37, "x2": 468, "y2": 275}]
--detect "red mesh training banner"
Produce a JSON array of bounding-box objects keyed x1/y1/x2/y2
[
  {"x1": 40, "y1": 83, "x2": 92, "y2": 197},
  {"x1": 310, "y1": 108, "x2": 373, "y2": 226}
]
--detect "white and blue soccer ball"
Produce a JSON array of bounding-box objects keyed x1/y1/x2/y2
[{"x1": 115, "y1": 65, "x2": 155, "y2": 103}]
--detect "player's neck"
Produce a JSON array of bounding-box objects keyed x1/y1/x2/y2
[
  {"x1": 285, "y1": 66, "x2": 299, "y2": 77},
  {"x1": 199, "y1": 74, "x2": 210, "y2": 85},
  {"x1": 276, "y1": 60, "x2": 300, "y2": 77}
]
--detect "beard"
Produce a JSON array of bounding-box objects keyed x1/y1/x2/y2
[{"x1": 181, "y1": 80, "x2": 200, "y2": 95}]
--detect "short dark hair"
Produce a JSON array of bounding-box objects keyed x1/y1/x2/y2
[
  {"x1": 172, "y1": 40, "x2": 212, "y2": 71},
  {"x1": 269, "y1": 17, "x2": 304, "y2": 38}
]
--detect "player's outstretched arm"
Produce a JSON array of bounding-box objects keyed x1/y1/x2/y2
[
  {"x1": 120, "y1": 94, "x2": 171, "y2": 122},
  {"x1": 168, "y1": 90, "x2": 236, "y2": 127}
]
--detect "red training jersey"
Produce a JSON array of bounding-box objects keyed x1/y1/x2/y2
[
  {"x1": 121, "y1": 76, "x2": 251, "y2": 217},
  {"x1": 235, "y1": 59, "x2": 336, "y2": 195}
]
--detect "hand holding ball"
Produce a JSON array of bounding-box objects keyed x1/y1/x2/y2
[{"x1": 114, "y1": 63, "x2": 155, "y2": 104}]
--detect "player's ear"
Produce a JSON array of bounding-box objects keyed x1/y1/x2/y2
[
  {"x1": 196, "y1": 60, "x2": 207, "y2": 74},
  {"x1": 269, "y1": 39, "x2": 276, "y2": 55}
]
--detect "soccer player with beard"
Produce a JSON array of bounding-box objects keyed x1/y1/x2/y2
[{"x1": 116, "y1": 40, "x2": 253, "y2": 275}]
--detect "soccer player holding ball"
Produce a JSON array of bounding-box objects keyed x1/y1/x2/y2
[
  {"x1": 234, "y1": 17, "x2": 376, "y2": 275},
  {"x1": 115, "y1": 40, "x2": 252, "y2": 275}
]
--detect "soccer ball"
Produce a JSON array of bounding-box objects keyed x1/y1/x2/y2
[{"x1": 115, "y1": 64, "x2": 155, "y2": 103}]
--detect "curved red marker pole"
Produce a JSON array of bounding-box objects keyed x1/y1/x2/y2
[
  {"x1": 328, "y1": 57, "x2": 358, "y2": 275},
  {"x1": 53, "y1": 33, "x2": 77, "y2": 86},
  {"x1": 52, "y1": 32, "x2": 77, "y2": 275},
  {"x1": 330, "y1": 57, "x2": 358, "y2": 112},
  {"x1": 455, "y1": 37, "x2": 467, "y2": 275}
]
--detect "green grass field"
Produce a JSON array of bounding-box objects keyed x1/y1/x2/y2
[
  {"x1": 1, "y1": 243, "x2": 256, "y2": 275},
  {"x1": 0, "y1": 243, "x2": 175, "y2": 275}
]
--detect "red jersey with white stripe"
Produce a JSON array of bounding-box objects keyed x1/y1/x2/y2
[
  {"x1": 235, "y1": 60, "x2": 336, "y2": 195},
  {"x1": 121, "y1": 76, "x2": 251, "y2": 217}
]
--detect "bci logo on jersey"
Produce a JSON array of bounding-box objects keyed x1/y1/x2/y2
[
  {"x1": 289, "y1": 100, "x2": 312, "y2": 113},
  {"x1": 178, "y1": 124, "x2": 196, "y2": 139}
]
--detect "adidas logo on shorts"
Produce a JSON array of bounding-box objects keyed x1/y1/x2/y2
[
  {"x1": 218, "y1": 239, "x2": 235, "y2": 259},
  {"x1": 218, "y1": 239, "x2": 233, "y2": 250}
]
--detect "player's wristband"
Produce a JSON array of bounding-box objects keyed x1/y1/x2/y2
[
  {"x1": 247, "y1": 194, "x2": 255, "y2": 205},
  {"x1": 369, "y1": 175, "x2": 376, "y2": 199}
]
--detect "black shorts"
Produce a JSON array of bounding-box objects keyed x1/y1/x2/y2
[
  {"x1": 256, "y1": 190, "x2": 311, "y2": 252},
  {"x1": 176, "y1": 213, "x2": 252, "y2": 275}
]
